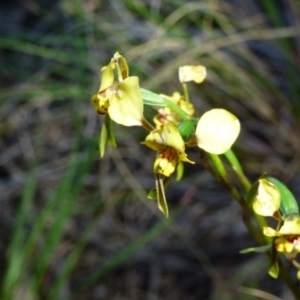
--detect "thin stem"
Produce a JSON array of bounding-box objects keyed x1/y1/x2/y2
[
  {"x1": 201, "y1": 150, "x2": 265, "y2": 245},
  {"x1": 223, "y1": 150, "x2": 269, "y2": 240},
  {"x1": 202, "y1": 151, "x2": 300, "y2": 298},
  {"x1": 182, "y1": 82, "x2": 190, "y2": 104},
  {"x1": 141, "y1": 117, "x2": 155, "y2": 132},
  {"x1": 224, "y1": 149, "x2": 252, "y2": 193},
  {"x1": 292, "y1": 259, "x2": 300, "y2": 270},
  {"x1": 279, "y1": 257, "x2": 300, "y2": 299},
  {"x1": 208, "y1": 153, "x2": 246, "y2": 210}
]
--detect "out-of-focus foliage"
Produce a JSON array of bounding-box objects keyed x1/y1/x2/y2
[{"x1": 1, "y1": 0, "x2": 300, "y2": 299}]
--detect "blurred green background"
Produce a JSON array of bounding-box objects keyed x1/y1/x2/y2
[{"x1": 1, "y1": 0, "x2": 300, "y2": 299}]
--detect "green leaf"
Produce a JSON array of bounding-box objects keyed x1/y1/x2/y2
[
  {"x1": 106, "y1": 115, "x2": 117, "y2": 147},
  {"x1": 240, "y1": 244, "x2": 272, "y2": 254},
  {"x1": 100, "y1": 121, "x2": 107, "y2": 158},
  {"x1": 147, "y1": 188, "x2": 157, "y2": 200},
  {"x1": 99, "y1": 116, "x2": 117, "y2": 158},
  {"x1": 176, "y1": 161, "x2": 184, "y2": 181},
  {"x1": 266, "y1": 177, "x2": 299, "y2": 217},
  {"x1": 177, "y1": 119, "x2": 197, "y2": 141},
  {"x1": 141, "y1": 88, "x2": 190, "y2": 119},
  {"x1": 155, "y1": 173, "x2": 169, "y2": 217},
  {"x1": 224, "y1": 149, "x2": 252, "y2": 193},
  {"x1": 147, "y1": 176, "x2": 173, "y2": 200},
  {"x1": 268, "y1": 261, "x2": 279, "y2": 279}
]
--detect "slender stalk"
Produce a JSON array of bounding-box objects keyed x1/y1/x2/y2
[
  {"x1": 201, "y1": 151, "x2": 265, "y2": 245},
  {"x1": 182, "y1": 82, "x2": 190, "y2": 103},
  {"x1": 208, "y1": 153, "x2": 247, "y2": 210},
  {"x1": 279, "y1": 258, "x2": 300, "y2": 299},
  {"x1": 141, "y1": 117, "x2": 155, "y2": 132},
  {"x1": 201, "y1": 150, "x2": 300, "y2": 298},
  {"x1": 224, "y1": 149, "x2": 252, "y2": 193},
  {"x1": 222, "y1": 151, "x2": 269, "y2": 237}
]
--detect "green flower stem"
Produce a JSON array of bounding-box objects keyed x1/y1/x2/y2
[
  {"x1": 292, "y1": 259, "x2": 300, "y2": 270},
  {"x1": 254, "y1": 214, "x2": 271, "y2": 243},
  {"x1": 279, "y1": 258, "x2": 300, "y2": 299},
  {"x1": 182, "y1": 82, "x2": 190, "y2": 104},
  {"x1": 207, "y1": 153, "x2": 247, "y2": 211},
  {"x1": 202, "y1": 151, "x2": 265, "y2": 245},
  {"x1": 224, "y1": 149, "x2": 252, "y2": 193},
  {"x1": 203, "y1": 153, "x2": 299, "y2": 297},
  {"x1": 223, "y1": 150, "x2": 269, "y2": 239},
  {"x1": 141, "y1": 117, "x2": 155, "y2": 132}
]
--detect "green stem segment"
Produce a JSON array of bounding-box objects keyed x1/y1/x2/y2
[
  {"x1": 279, "y1": 258, "x2": 300, "y2": 299},
  {"x1": 223, "y1": 150, "x2": 269, "y2": 238},
  {"x1": 141, "y1": 117, "x2": 155, "y2": 132},
  {"x1": 182, "y1": 82, "x2": 190, "y2": 104},
  {"x1": 204, "y1": 151, "x2": 300, "y2": 298},
  {"x1": 203, "y1": 151, "x2": 265, "y2": 245},
  {"x1": 224, "y1": 149, "x2": 252, "y2": 193}
]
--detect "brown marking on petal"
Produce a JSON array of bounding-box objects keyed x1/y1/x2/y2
[
  {"x1": 100, "y1": 105, "x2": 108, "y2": 112},
  {"x1": 99, "y1": 90, "x2": 107, "y2": 98},
  {"x1": 286, "y1": 235, "x2": 298, "y2": 242}
]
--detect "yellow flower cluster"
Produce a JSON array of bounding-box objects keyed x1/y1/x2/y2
[{"x1": 91, "y1": 52, "x2": 241, "y2": 215}]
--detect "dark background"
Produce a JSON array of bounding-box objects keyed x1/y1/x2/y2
[{"x1": 1, "y1": 0, "x2": 300, "y2": 299}]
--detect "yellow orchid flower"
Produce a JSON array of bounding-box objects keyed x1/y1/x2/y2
[
  {"x1": 179, "y1": 65, "x2": 207, "y2": 84},
  {"x1": 142, "y1": 122, "x2": 194, "y2": 177},
  {"x1": 263, "y1": 216, "x2": 300, "y2": 258},
  {"x1": 154, "y1": 92, "x2": 194, "y2": 127},
  {"x1": 91, "y1": 52, "x2": 144, "y2": 126},
  {"x1": 91, "y1": 62, "x2": 115, "y2": 114},
  {"x1": 253, "y1": 179, "x2": 281, "y2": 217},
  {"x1": 107, "y1": 76, "x2": 144, "y2": 126},
  {"x1": 195, "y1": 108, "x2": 240, "y2": 154}
]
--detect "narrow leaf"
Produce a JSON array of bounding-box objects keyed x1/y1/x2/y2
[
  {"x1": 141, "y1": 88, "x2": 189, "y2": 119},
  {"x1": 106, "y1": 115, "x2": 117, "y2": 147},
  {"x1": 177, "y1": 119, "x2": 197, "y2": 141},
  {"x1": 147, "y1": 188, "x2": 157, "y2": 199},
  {"x1": 176, "y1": 161, "x2": 184, "y2": 181},
  {"x1": 155, "y1": 173, "x2": 169, "y2": 217},
  {"x1": 268, "y1": 261, "x2": 279, "y2": 279},
  {"x1": 100, "y1": 122, "x2": 107, "y2": 158},
  {"x1": 240, "y1": 244, "x2": 272, "y2": 254},
  {"x1": 147, "y1": 176, "x2": 173, "y2": 200}
]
